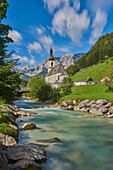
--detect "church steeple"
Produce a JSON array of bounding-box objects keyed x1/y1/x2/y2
[
  {"x1": 48, "y1": 46, "x2": 55, "y2": 61},
  {"x1": 48, "y1": 46, "x2": 55, "y2": 73}
]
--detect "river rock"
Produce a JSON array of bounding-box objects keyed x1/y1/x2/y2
[
  {"x1": 8, "y1": 159, "x2": 42, "y2": 170},
  {"x1": 96, "y1": 100, "x2": 108, "y2": 105},
  {"x1": 80, "y1": 107, "x2": 90, "y2": 112},
  {"x1": 0, "y1": 133, "x2": 17, "y2": 146},
  {"x1": 87, "y1": 100, "x2": 96, "y2": 107},
  {"x1": 22, "y1": 123, "x2": 37, "y2": 130},
  {"x1": 73, "y1": 100, "x2": 76, "y2": 105},
  {"x1": 0, "y1": 143, "x2": 9, "y2": 170},
  {"x1": 37, "y1": 137, "x2": 61, "y2": 143},
  {"x1": 98, "y1": 107, "x2": 108, "y2": 114},
  {"x1": 17, "y1": 111, "x2": 31, "y2": 116},
  {"x1": 6, "y1": 144, "x2": 47, "y2": 163},
  {"x1": 74, "y1": 106, "x2": 80, "y2": 111},
  {"x1": 89, "y1": 108, "x2": 99, "y2": 115},
  {"x1": 104, "y1": 103, "x2": 112, "y2": 108},
  {"x1": 109, "y1": 107, "x2": 113, "y2": 114},
  {"x1": 65, "y1": 105, "x2": 74, "y2": 110},
  {"x1": 61, "y1": 101, "x2": 68, "y2": 107},
  {"x1": 108, "y1": 114, "x2": 113, "y2": 118}
]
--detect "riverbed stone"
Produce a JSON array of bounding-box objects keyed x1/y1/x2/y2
[
  {"x1": 98, "y1": 107, "x2": 108, "y2": 114},
  {"x1": 89, "y1": 108, "x2": 99, "y2": 115},
  {"x1": 80, "y1": 107, "x2": 90, "y2": 112},
  {"x1": 8, "y1": 159, "x2": 42, "y2": 170},
  {"x1": 109, "y1": 107, "x2": 113, "y2": 114},
  {"x1": 0, "y1": 133, "x2": 17, "y2": 146},
  {"x1": 96, "y1": 100, "x2": 108, "y2": 105},
  {"x1": 6, "y1": 144, "x2": 47, "y2": 163},
  {"x1": 108, "y1": 114, "x2": 113, "y2": 118},
  {"x1": 61, "y1": 101, "x2": 68, "y2": 107},
  {"x1": 104, "y1": 103, "x2": 112, "y2": 108},
  {"x1": 22, "y1": 123, "x2": 37, "y2": 130},
  {"x1": 65, "y1": 105, "x2": 74, "y2": 110},
  {"x1": 87, "y1": 100, "x2": 96, "y2": 107},
  {"x1": 74, "y1": 106, "x2": 80, "y2": 111}
]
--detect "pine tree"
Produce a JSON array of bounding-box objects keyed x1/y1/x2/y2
[{"x1": 0, "y1": 0, "x2": 21, "y2": 102}]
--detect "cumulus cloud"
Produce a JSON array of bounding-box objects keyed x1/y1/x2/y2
[
  {"x1": 27, "y1": 42, "x2": 42, "y2": 54},
  {"x1": 9, "y1": 30, "x2": 23, "y2": 44},
  {"x1": 40, "y1": 35, "x2": 53, "y2": 51},
  {"x1": 52, "y1": 5, "x2": 90, "y2": 44},
  {"x1": 89, "y1": 9, "x2": 107, "y2": 45},
  {"x1": 36, "y1": 26, "x2": 46, "y2": 35},
  {"x1": 12, "y1": 54, "x2": 36, "y2": 65}
]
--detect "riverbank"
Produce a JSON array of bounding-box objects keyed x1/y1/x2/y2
[
  {"x1": 61, "y1": 99, "x2": 113, "y2": 118},
  {"x1": 0, "y1": 100, "x2": 47, "y2": 169}
]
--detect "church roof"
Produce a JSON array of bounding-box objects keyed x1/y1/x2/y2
[{"x1": 46, "y1": 63, "x2": 68, "y2": 77}]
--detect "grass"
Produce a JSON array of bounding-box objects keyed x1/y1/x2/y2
[
  {"x1": 72, "y1": 61, "x2": 113, "y2": 81},
  {"x1": 59, "y1": 84, "x2": 113, "y2": 103}
]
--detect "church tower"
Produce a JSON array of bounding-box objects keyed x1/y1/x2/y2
[{"x1": 48, "y1": 47, "x2": 55, "y2": 73}]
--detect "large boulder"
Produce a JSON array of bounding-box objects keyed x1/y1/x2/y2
[
  {"x1": 80, "y1": 107, "x2": 90, "y2": 112},
  {"x1": 22, "y1": 123, "x2": 37, "y2": 130},
  {"x1": 8, "y1": 159, "x2": 42, "y2": 170},
  {"x1": 0, "y1": 143, "x2": 9, "y2": 170},
  {"x1": 96, "y1": 100, "x2": 108, "y2": 105},
  {"x1": 0, "y1": 133, "x2": 17, "y2": 146},
  {"x1": 78, "y1": 100, "x2": 90, "y2": 109},
  {"x1": 6, "y1": 144, "x2": 47, "y2": 164}
]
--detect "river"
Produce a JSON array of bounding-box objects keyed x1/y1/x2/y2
[{"x1": 14, "y1": 98, "x2": 113, "y2": 170}]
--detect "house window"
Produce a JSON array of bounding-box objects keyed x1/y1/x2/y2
[
  {"x1": 51, "y1": 62, "x2": 53, "y2": 66},
  {"x1": 58, "y1": 75, "x2": 60, "y2": 80}
]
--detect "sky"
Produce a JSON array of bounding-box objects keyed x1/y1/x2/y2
[{"x1": 5, "y1": 0, "x2": 113, "y2": 67}]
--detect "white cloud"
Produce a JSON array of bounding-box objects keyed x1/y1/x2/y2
[
  {"x1": 40, "y1": 35, "x2": 53, "y2": 51},
  {"x1": 30, "y1": 58, "x2": 35, "y2": 65},
  {"x1": 43, "y1": 0, "x2": 69, "y2": 13},
  {"x1": 52, "y1": 5, "x2": 90, "y2": 44},
  {"x1": 9, "y1": 30, "x2": 23, "y2": 44},
  {"x1": 27, "y1": 42, "x2": 42, "y2": 54},
  {"x1": 89, "y1": 9, "x2": 107, "y2": 45},
  {"x1": 58, "y1": 47, "x2": 70, "y2": 53},
  {"x1": 36, "y1": 26, "x2": 46, "y2": 35},
  {"x1": 12, "y1": 54, "x2": 29, "y2": 63},
  {"x1": 12, "y1": 54, "x2": 36, "y2": 65}
]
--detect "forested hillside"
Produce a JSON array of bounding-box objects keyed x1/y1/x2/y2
[{"x1": 67, "y1": 32, "x2": 113, "y2": 76}]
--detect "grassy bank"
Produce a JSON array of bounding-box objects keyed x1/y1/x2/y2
[
  {"x1": 0, "y1": 100, "x2": 18, "y2": 138},
  {"x1": 72, "y1": 61, "x2": 113, "y2": 81},
  {"x1": 59, "y1": 84, "x2": 113, "y2": 103}
]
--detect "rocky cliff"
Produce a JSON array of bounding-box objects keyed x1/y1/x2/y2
[{"x1": 14, "y1": 53, "x2": 82, "y2": 80}]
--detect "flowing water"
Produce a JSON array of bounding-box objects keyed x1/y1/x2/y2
[{"x1": 14, "y1": 98, "x2": 113, "y2": 170}]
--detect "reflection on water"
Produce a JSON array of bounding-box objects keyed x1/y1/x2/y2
[{"x1": 14, "y1": 98, "x2": 113, "y2": 170}]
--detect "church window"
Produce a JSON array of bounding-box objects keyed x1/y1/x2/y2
[
  {"x1": 51, "y1": 62, "x2": 53, "y2": 66},
  {"x1": 58, "y1": 75, "x2": 60, "y2": 80}
]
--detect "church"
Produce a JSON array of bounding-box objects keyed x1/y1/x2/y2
[{"x1": 45, "y1": 47, "x2": 69, "y2": 88}]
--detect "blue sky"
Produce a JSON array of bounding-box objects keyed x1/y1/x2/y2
[{"x1": 5, "y1": 0, "x2": 113, "y2": 67}]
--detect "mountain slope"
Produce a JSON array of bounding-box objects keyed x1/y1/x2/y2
[
  {"x1": 14, "y1": 53, "x2": 82, "y2": 80},
  {"x1": 72, "y1": 60, "x2": 113, "y2": 81},
  {"x1": 67, "y1": 32, "x2": 113, "y2": 76}
]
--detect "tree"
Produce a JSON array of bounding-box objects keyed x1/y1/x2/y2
[
  {"x1": 0, "y1": 0, "x2": 21, "y2": 102},
  {"x1": 61, "y1": 77, "x2": 73, "y2": 96},
  {"x1": 105, "y1": 58, "x2": 113, "y2": 93}
]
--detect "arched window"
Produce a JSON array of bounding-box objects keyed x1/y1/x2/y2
[{"x1": 51, "y1": 62, "x2": 53, "y2": 66}]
